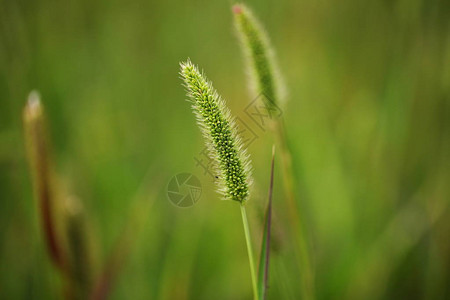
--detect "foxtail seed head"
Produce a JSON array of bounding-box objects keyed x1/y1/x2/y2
[
  {"x1": 23, "y1": 91, "x2": 66, "y2": 271},
  {"x1": 233, "y1": 3, "x2": 286, "y2": 110},
  {"x1": 180, "y1": 60, "x2": 252, "y2": 203}
]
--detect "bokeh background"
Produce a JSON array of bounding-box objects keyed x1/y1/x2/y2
[{"x1": 1, "y1": 0, "x2": 449, "y2": 299}]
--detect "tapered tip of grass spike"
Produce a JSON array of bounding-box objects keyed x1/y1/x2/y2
[
  {"x1": 24, "y1": 91, "x2": 43, "y2": 122},
  {"x1": 180, "y1": 59, "x2": 190, "y2": 72},
  {"x1": 233, "y1": 4, "x2": 286, "y2": 109},
  {"x1": 232, "y1": 4, "x2": 242, "y2": 15}
]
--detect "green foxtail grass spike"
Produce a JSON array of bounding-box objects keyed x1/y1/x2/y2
[
  {"x1": 233, "y1": 3, "x2": 285, "y2": 109},
  {"x1": 180, "y1": 59, "x2": 252, "y2": 203},
  {"x1": 23, "y1": 91, "x2": 67, "y2": 272},
  {"x1": 180, "y1": 60, "x2": 258, "y2": 299}
]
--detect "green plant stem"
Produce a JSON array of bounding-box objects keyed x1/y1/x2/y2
[
  {"x1": 274, "y1": 120, "x2": 314, "y2": 300},
  {"x1": 240, "y1": 204, "x2": 258, "y2": 300}
]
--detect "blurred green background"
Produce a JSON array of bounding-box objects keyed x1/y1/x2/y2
[{"x1": 1, "y1": 0, "x2": 449, "y2": 299}]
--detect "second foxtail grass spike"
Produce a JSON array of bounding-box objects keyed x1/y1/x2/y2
[
  {"x1": 233, "y1": 4, "x2": 314, "y2": 299},
  {"x1": 233, "y1": 3, "x2": 285, "y2": 110},
  {"x1": 24, "y1": 92, "x2": 96, "y2": 299},
  {"x1": 23, "y1": 91, "x2": 67, "y2": 273}
]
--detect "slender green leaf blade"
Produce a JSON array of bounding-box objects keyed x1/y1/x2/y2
[{"x1": 257, "y1": 146, "x2": 275, "y2": 300}]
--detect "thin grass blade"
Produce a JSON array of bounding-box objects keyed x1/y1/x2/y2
[{"x1": 257, "y1": 145, "x2": 275, "y2": 300}]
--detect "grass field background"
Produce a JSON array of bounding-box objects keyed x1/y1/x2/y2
[{"x1": 1, "y1": 0, "x2": 449, "y2": 299}]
